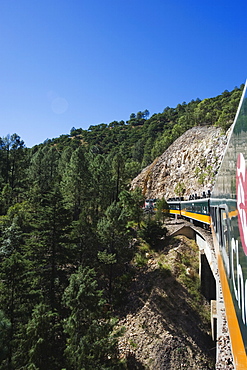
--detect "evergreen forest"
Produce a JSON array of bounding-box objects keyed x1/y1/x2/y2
[{"x1": 0, "y1": 84, "x2": 244, "y2": 369}]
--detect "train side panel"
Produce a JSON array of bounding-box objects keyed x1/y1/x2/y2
[{"x1": 210, "y1": 81, "x2": 247, "y2": 369}]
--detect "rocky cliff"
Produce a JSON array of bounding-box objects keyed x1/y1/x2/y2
[{"x1": 131, "y1": 125, "x2": 230, "y2": 199}]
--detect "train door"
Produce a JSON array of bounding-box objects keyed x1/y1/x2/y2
[{"x1": 211, "y1": 204, "x2": 231, "y2": 278}]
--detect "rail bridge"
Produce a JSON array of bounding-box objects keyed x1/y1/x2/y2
[{"x1": 167, "y1": 220, "x2": 234, "y2": 368}]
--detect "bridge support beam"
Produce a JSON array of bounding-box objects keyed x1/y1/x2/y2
[{"x1": 199, "y1": 252, "x2": 216, "y2": 300}]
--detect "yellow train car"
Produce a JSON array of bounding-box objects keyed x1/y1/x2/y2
[{"x1": 180, "y1": 199, "x2": 211, "y2": 226}]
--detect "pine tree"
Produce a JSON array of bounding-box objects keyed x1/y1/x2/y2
[
  {"x1": 0, "y1": 247, "x2": 33, "y2": 367},
  {"x1": 29, "y1": 187, "x2": 72, "y2": 311},
  {"x1": 61, "y1": 146, "x2": 90, "y2": 220},
  {"x1": 63, "y1": 266, "x2": 123, "y2": 370},
  {"x1": 0, "y1": 134, "x2": 27, "y2": 208},
  {"x1": 70, "y1": 210, "x2": 98, "y2": 268},
  {"x1": 0, "y1": 310, "x2": 11, "y2": 367},
  {"x1": 28, "y1": 145, "x2": 60, "y2": 204},
  {"x1": 97, "y1": 201, "x2": 133, "y2": 302},
  {"x1": 25, "y1": 303, "x2": 62, "y2": 370},
  {"x1": 119, "y1": 187, "x2": 144, "y2": 228},
  {"x1": 88, "y1": 153, "x2": 114, "y2": 222}
]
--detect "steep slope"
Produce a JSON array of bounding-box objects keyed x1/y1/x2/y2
[
  {"x1": 131, "y1": 126, "x2": 230, "y2": 199},
  {"x1": 117, "y1": 230, "x2": 216, "y2": 369}
]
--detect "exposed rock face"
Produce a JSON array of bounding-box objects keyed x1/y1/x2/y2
[{"x1": 131, "y1": 126, "x2": 230, "y2": 199}]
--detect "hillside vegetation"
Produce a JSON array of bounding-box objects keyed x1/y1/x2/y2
[
  {"x1": 0, "y1": 84, "x2": 243, "y2": 369},
  {"x1": 62, "y1": 84, "x2": 242, "y2": 170}
]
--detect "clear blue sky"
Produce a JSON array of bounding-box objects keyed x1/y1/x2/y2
[{"x1": 1, "y1": 0, "x2": 246, "y2": 147}]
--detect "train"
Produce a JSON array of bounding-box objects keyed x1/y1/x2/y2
[
  {"x1": 145, "y1": 192, "x2": 211, "y2": 230},
  {"x1": 144, "y1": 81, "x2": 247, "y2": 369},
  {"x1": 167, "y1": 193, "x2": 211, "y2": 229}
]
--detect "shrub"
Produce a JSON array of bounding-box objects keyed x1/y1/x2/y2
[{"x1": 139, "y1": 220, "x2": 167, "y2": 249}]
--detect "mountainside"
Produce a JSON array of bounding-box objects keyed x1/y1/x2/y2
[
  {"x1": 0, "y1": 87, "x2": 241, "y2": 368},
  {"x1": 131, "y1": 125, "x2": 230, "y2": 199}
]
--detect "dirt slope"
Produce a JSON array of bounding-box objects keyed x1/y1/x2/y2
[{"x1": 117, "y1": 227, "x2": 216, "y2": 369}]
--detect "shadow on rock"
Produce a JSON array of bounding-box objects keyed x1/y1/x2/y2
[{"x1": 126, "y1": 353, "x2": 146, "y2": 369}]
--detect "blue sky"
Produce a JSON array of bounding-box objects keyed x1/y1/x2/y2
[{"x1": 1, "y1": 0, "x2": 247, "y2": 147}]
